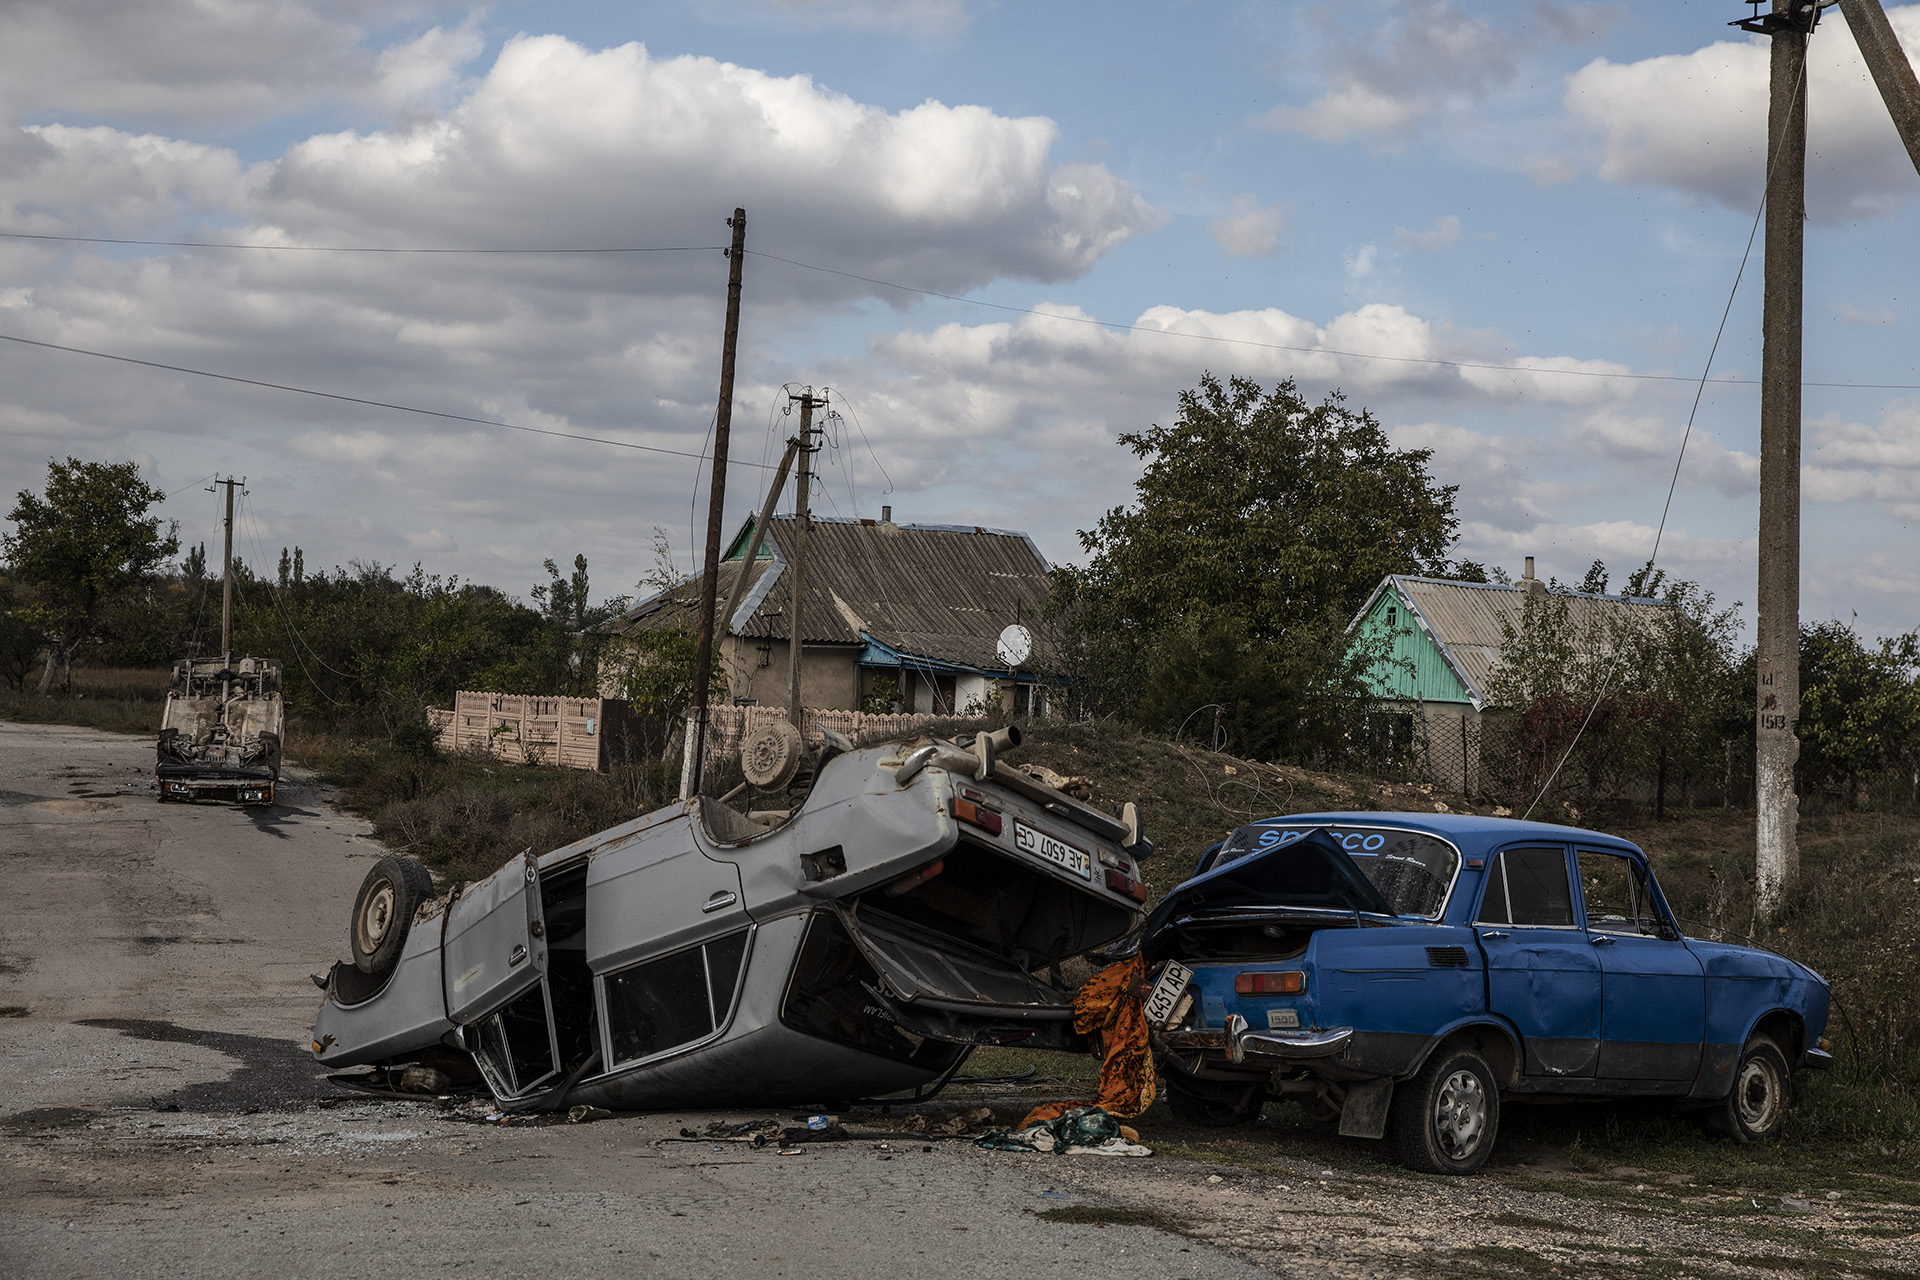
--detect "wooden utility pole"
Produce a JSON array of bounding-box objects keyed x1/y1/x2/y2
[
  {"x1": 217, "y1": 476, "x2": 241, "y2": 664},
  {"x1": 785, "y1": 389, "x2": 825, "y2": 732},
  {"x1": 1753, "y1": 0, "x2": 1810, "y2": 914},
  {"x1": 681, "y1": 207, "x2": 747, "y2": 801}
]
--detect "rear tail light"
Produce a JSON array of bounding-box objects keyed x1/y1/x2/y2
[
  {"x1": 886, "y1": 860, "x2": 944, "y2": 896},
  {"x1": 1234, "y1": 970, "x2": 1305, "y2": 995},
  {"x1": 1104, "y1": 869, "x2": 1148, "y2": 902},
  {"x1": 950, "y1": 796, "x2": 1002, "y2": 836}
]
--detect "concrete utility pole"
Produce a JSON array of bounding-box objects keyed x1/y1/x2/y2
[
  {"x1": 1752, "y1": 0, "x2": 1811, "y2": 917},
  {"x1": 717, "y1": 435, "x2": 800, "y2": 645},
  {"x1": 1839, "y1": 0, "x2": 1920, "y2": 177},
  {"x1": 785, "y1": 389, "x2": 825, "y2": 733},
  {"x1": 216, "y1": 476, "x2": 241, "y2": 664},
  {"x1": 682, "y1": 208, "x2": 747, "y2": 801},
  {"x1": 1732, "y1": 0, "x2": 1920, "y2": 914}
]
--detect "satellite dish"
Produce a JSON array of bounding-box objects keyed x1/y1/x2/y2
[{"x1": 995, "y1": 623, "x2": 1033, "y2": 668}]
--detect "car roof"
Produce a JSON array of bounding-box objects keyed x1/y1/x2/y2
[{"x1": 1244, "y1": 811, "x2": 1646, "y2": 857}]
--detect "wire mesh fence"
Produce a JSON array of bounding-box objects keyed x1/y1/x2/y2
[{"x1": 1313, "y1": 701, "x2": 1917, "y2": 818}]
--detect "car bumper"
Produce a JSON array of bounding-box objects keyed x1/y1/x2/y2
[{"x1": 1220, "y1": 1016, "x2": 1354, "y2": 1064}]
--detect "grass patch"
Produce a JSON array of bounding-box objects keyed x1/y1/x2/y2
[
  {"x1": 0, "y1": 665, "x2": 170, "y2": 736},
  {"x1": 1031, "y1": 1204, "x2": 1199, "y2": 1237}
]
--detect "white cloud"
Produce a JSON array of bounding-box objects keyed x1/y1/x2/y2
[
  {"x1": 1259, "y1": 1, "x2": 1588, "y2": 144},
  {"x1": 1833, "y1": 300, "x2": 1897, "y2": 325},
  {"x1": 1393, "y1": 214, "x2": 1462, "y2": 252},
  {"x1": 1804, "y1": 403, "x2": 1920, "y2": 518},
  {"x1": 1345, "y1": 242, "x2": 1379, "y2": 280},
  {"x1": 1575, "y1": 410, "x2": 1759, "y2": 496},
  {"x1": 1210, "y1": 195, "x2": 1289, "y2": 257},
  {"x1": 239, "y1": 36, "x2": 1157, "y2": 296},
  {"x1": 0, "y1": 1, "x2": 443, "y2": 126},
  {"x1": 1566, "y1": 6, "x2": 1920, "y2": 217}
]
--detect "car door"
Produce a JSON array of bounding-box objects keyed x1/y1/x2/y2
[
  {"x1": 441, "y1": 849, "x2": 561, "y2": 1098},
  {"x1": 443, "y1": 849, "x2": 547, "y2": 1020},
  {"x1": 1576, "y1": 848, "x2": 1705, "y2": 1083},
  {"x1": 1475, "y1": 845, "x2": 1603, "y2": 1078},
  {"x1": 585, "y1": 817, "x2": 753, "y2": 1071}
]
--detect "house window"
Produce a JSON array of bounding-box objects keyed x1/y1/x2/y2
[
  {"x1": 1387, "y1": 606, "x2": 1398, "y2": 628},
  {"x1": 602, "y1": 930, "x2": 750, "y2": 1066}
]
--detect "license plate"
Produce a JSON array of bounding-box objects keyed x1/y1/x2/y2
[
  {"x1": 1013, "y1": 821, "x2": 1091, "y2": 879},
  {"x1": 1142, "y1": 961, "x2": 1193, "y2": 1028}
]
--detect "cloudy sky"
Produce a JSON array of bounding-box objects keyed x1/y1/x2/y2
[{"x1": 1, "y1": 0, "x2": 1916, "y2": 637}]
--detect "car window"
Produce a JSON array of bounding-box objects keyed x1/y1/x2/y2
[
  {"x1": 1212, "y1": 824, "x2": 1459, "y2": 918},
  {"x1": 1578, "y1": 851, "x2": 1664, "y2": 936},
  {"x1": 603, "y1": 929, "x2": 749, "y2": 1066},
  {"x1": 1478, "y1": 847, "x2": 1574, "y2": 928}
]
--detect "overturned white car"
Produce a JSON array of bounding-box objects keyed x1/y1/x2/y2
[{"x1": 312, "y1": 727, "x2": 1152, "y2": 1111}]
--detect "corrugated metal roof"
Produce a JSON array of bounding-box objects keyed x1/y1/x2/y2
[
  {"x1": 1346, "y1": 574, "x2": 1674, "y2": 708},
  {"x1": 1392, "y1": 575, "x2": 1672, "y2": 705},
  {"x1": 607, "y1": 516, "x2": 1054, "y2": 672}
]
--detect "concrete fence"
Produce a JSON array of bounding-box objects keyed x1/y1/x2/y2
[{"x1": 428, "y1": 691, "x2": 652, "y2": 772}]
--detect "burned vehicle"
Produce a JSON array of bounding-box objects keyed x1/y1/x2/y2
[
  {"x1": 156, "y1": 656, "x2": 285, "y2": 804},
  {"x1": 1140, "y1": 813, "x2": 1832, "y2": 1174},
  {"x1": 312, "y1": 727, "x2": 1153, "y2": 1110}
]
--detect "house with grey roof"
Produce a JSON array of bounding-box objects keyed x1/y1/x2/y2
[
  {"x1": 1344, "y1": 558, "x2": 1673, "y2": 790},
  {"x1": 601, "y1": 509, "x2": 1056, "y2": 716}
]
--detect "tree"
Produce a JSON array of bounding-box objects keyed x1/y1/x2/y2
[
  {"x1": 3, "y1": 458, "x2": 178, "y2": 693},
  {"x1": 1799, "y1": 621, "x2": 1920, "y2": 805},
  {"x1": 1484, "y1": 566, "x2": 1743, "y2": 818},
  {"x1": 0, "y1": 577, "x2": 46, "y2": 692},
  {"x1": 1053, "y1": 373, "x2": 1458, "y2": 757}
]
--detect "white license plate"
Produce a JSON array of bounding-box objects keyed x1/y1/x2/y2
[
  {"x1": 1013, "y1": 821, "x2": 1091, "y2": 879},
  {"x1": 1142, "y1": 961, "x2": 1193, "y2": 1028}
]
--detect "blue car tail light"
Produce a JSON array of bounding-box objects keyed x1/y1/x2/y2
[{"x1": 1234, "y1": 970, "x2": 1305, "y2": 995}]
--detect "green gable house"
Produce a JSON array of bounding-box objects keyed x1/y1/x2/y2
[{"x1": 1345, "y1": 558, "x2": 1673, "y2": 792}]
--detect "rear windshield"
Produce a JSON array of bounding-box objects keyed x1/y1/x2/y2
[{"x1": 1213, "y1": 824, "x2": 1460, "y2": 919}]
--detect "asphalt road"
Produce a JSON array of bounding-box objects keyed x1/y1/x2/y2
[{"x1": 0, "y1": 722, "x2": 1278, "y2": 1280}]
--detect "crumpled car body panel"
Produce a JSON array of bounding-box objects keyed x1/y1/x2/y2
[{"x1": 314, "y1": 741, "x2": 1146, "y2": 1110}]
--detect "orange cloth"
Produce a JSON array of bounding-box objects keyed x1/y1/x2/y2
[{"x1": 1019, "y1": 955, "x2": 1156, "y2": 1127}]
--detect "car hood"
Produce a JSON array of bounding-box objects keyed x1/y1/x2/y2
[{"x1": 1140, "y1": 827, "x2": 1395, "y2": 950}]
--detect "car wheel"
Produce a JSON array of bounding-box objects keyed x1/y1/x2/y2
[
  {"x1": 1166, "y1": 1080, "x2": 1264, "y2": 1128},
  {"x1": 1393, "y1": 1047, "x2": 1500, "y2": 1175},
  {"x1": 1706, "y1": 1034, "x2": 1790, "y2": 1144},
  {"x1": 350, "y1": 856, "x2": 437, "y2": 976}
]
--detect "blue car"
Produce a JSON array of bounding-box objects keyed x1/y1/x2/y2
[{"x1": 1139, "y1": 813, "x2": 1832, "y2": 1174}]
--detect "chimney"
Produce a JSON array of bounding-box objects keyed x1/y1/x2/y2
[
  {"x1": 1522, "y1": 555, "x2": 1547, "y2": 600},
  {"x1": 881, "y1": 505, "x2": 893, "y2": 524}
]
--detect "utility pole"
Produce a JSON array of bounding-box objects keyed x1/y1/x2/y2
[
  {"x1": 717, "y1": 435, "x2": 800, "y2": 643},
  {"x1": 682, "y1": 207, "x2": 747, "y2": 801},
  {"x1": 1730, "y1": 0, "x2": 1920, "y2": 914},
  {"x1": 1751, "y1": 0, "x2": 1812, "y2": 917},
  {"x1": 216, "y1": 476, "x2": 242, "y2": 665},
  {"x1": 785, "y1": 388, "x2": 825, "y2": 733}
]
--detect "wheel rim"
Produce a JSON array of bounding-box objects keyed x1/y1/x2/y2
[
  {"x1": 1735, "y1": 1054, "x2": 1782, "y2": 1133},
  {"x1": 357, "y1": 880, "x2": 396, "y2": 952},
  {"x1": 1433, "y1": 1069, "x2": 1489, "y2": 1159}
]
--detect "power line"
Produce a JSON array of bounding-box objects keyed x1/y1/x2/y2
[
  {"x1": 0, "y1": 330, "x2": 781, "y2": 472},
  {"x1": 8, "y1": 226, "x2": 1915, "y2": 390},
  {"x1": 0, "y1": 230, "x2": 724, "y2": 255}
]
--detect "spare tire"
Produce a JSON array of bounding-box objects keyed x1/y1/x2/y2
[
  {"x1": 742, "y1": 720, "x2": 806, "y2": 790},
  {"x1": 350, "y1": 856, "x2": 437, "y2": 976}
]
